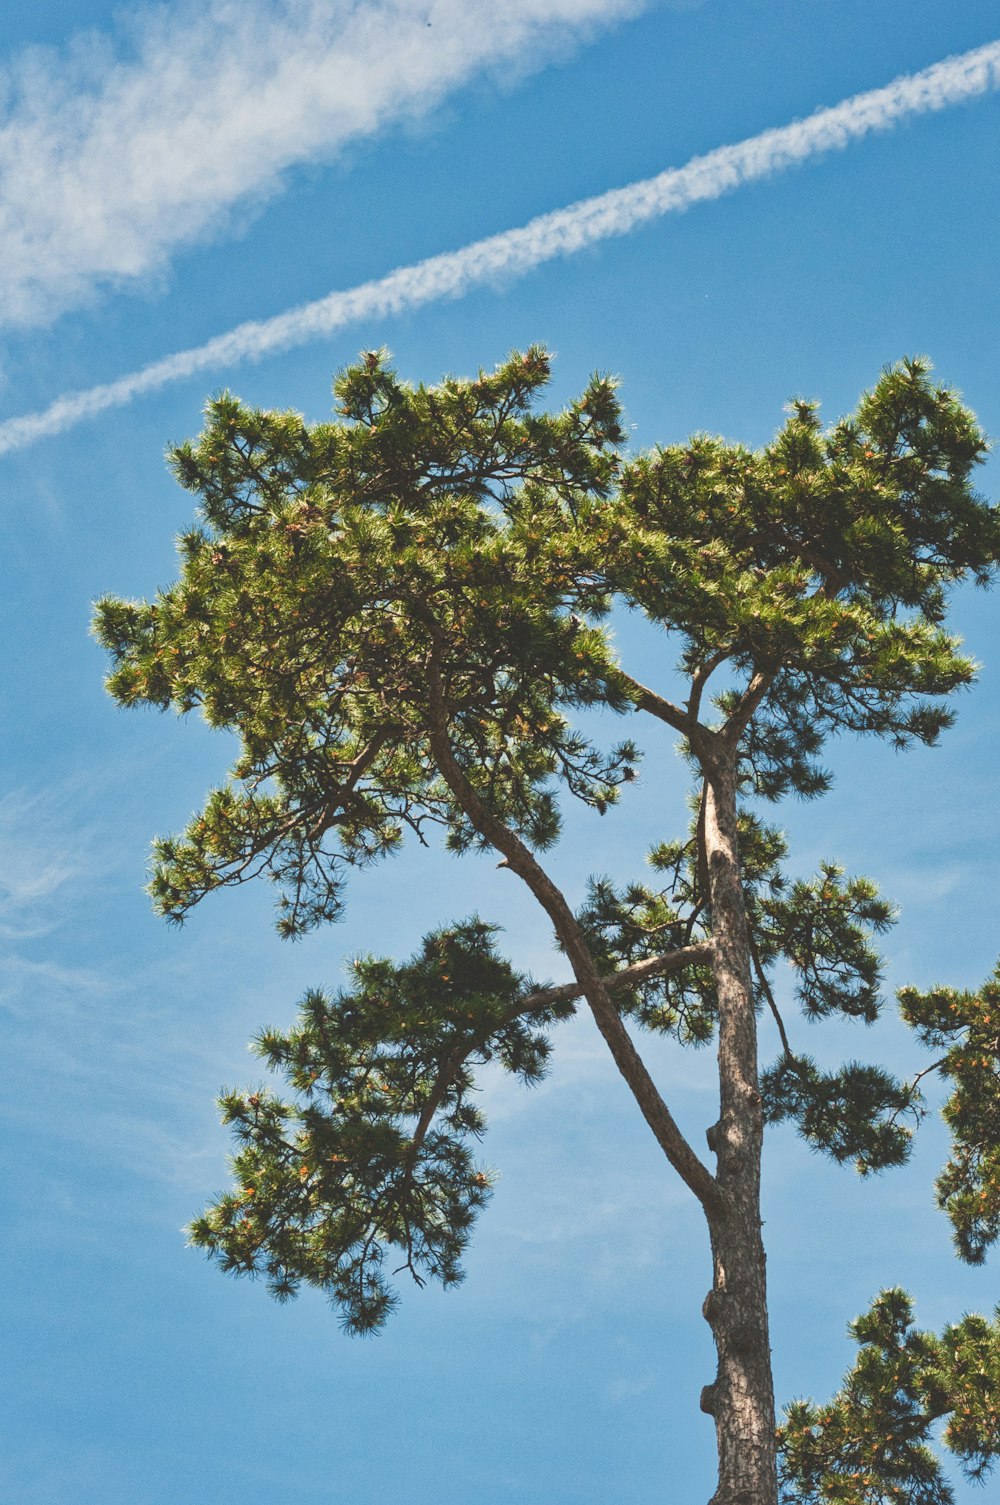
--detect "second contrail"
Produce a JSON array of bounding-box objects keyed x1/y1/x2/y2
[{"x1": 2, "y1": 37, "x2": 999, "y2": 457}]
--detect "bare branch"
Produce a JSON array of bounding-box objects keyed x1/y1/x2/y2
[
  {"x1": 723, "y1": 668, "x2": 775, "y2": 744},
  {"x1": 688, "y1": 649, "x2": 730, "y2": 723},
  {"x1": 748, "y1": 931, "x2": 793, "y2": 1061},
  {"x1": 519, "y1": 940, "x2": 715, "y2": 1014},
  {"x1": 616, "y1": 670, "x2": 692, "y2": 735},
  {"x1": 696, "y1": 780, "x2": 712, "y2": 913},
  {"x1": 885, "y1": 1055, "x2": 950, "y2": 1131}
]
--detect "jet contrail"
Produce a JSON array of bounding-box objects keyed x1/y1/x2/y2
[{"x1": 2, "y1": 38, "x2": 998, "y2": 458}]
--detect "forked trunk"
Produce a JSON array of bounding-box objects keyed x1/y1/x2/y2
[{"x1": 699, "y1": 750, "x2": 778, "y2": 1505}]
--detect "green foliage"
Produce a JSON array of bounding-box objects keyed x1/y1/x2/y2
[
  {"x1": 99, "y1": 346, "x2": 1000, "y2": 1492},
  {"x1": 754, "y1": 864, "x2": 895, "y2": 1024},
  {"x1": 762, "y1": 1056, "x2": 916, "y2": 1173},
  {"x1": 94, "y1": 351, "x2": 999, "y2": 935},
  {"x1": 576, "y1": 807, "x2": 897, "y2": 1059},
  {"x1": 95, "y1": 349, "x2": 634, "y2": 935},
  {"x1": 577, "y1": 868, "x2": 718, "y2": 1042},
  {"x1": 778, "y1": 1289, "x2": 1000, "y2": 1503},
  {"x1": 900, "y1": 967, "x2": 1000, "y2": 1263},
  {"x1": 598, "y1": 356, "x2": 997, "y2": 798},
  {"x1": 189, "y1": 920, "x2": 573, "y2": 1332}
]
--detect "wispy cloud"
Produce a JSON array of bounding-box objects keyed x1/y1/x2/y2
[
  {"x1": 0, "y1": 0, "x2": 645, "y2": 332},
  {"x1": 2, "y1": 36, "x2": 997, "y2": 458},
  {"x1": 0, "y1": 787, "x2": 99, "y2": 939},
  {"x1": 607, "y1": 1372, "x2": 658, "y2": 1401}
]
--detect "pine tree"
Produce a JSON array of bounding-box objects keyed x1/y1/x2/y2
[{"x1": 95, "y1": 348, "x2": 1000, "y2": 1504}]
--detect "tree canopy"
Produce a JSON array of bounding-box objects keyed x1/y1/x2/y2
[{"x1": 96, "y1": 348, "x2": 1000, "y2": 1504}]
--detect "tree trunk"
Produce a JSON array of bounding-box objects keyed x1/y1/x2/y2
[
  {"x1": 430, "y1": 664, "x2": 776, "y2": 1503},
  {"x1": 699, "y1": 749, "x2": 778, "y2": 1505}
]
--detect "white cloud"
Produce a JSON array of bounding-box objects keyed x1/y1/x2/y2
[
  {"x1": 0, "y1": 0, "x2": 646, "y2": 331},
  {"x1": 2, "y1": 36, "x2": 997, "y2": 456},
  {"x1": 0, "y1": 787, "x2": 99, "y2": 939}
]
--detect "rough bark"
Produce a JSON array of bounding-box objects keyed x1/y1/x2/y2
[{"x1": 698, "y1": 739, "x2": 778, "y2": 1505}]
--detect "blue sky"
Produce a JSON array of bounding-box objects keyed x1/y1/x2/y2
[{"x1": 2, "y1": 2, "x2": 1000, "y2": 1501}]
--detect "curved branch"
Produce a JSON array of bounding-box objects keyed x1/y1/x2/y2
[
  {"x1": 423, "y1": 652, "x2": 723, "y2": 1218},
  {"x1": 884, "y1": 1055, "x2": 950, "y2": 1131}
]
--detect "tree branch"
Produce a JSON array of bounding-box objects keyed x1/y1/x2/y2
[
  {"x1": 723, "y1": 668, "x2": 775, "y2": 744},
  {"x1": 616, "y1": 670, "x2": 692, "y2": 735},
  {"x1": 519, "y1": 940, "x2": 716, "y2": 1014},
  {"x1": 748, "y1": 931, "x2": 793, "y2": 1061},
  {"x1": 696, "y1": 780, "x2": 712, "y2": 914},
  {"x1": 306, "y1": 732, "x2": 390, "y2": 842},
  {"x1": 422, "y1": 650, "x2": 723, "y2": 1218},
  {"x1": 689, "y1": 649, "x2": 730, "y2": 723},
  {"x1": 403, "y1": 938, "x2": 717, "y2": 1177},
  {"x1": 884, "y1": 1056, "x2": 950, "y2": 1130}
]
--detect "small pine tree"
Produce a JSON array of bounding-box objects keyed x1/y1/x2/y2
[{"x1": 95, "y1": 349, "x2": 1000, "y2": 1504}]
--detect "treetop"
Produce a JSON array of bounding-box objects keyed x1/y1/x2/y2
[{"x1": 93, "y1": 349, "x2": 1000, "y2": 933}]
